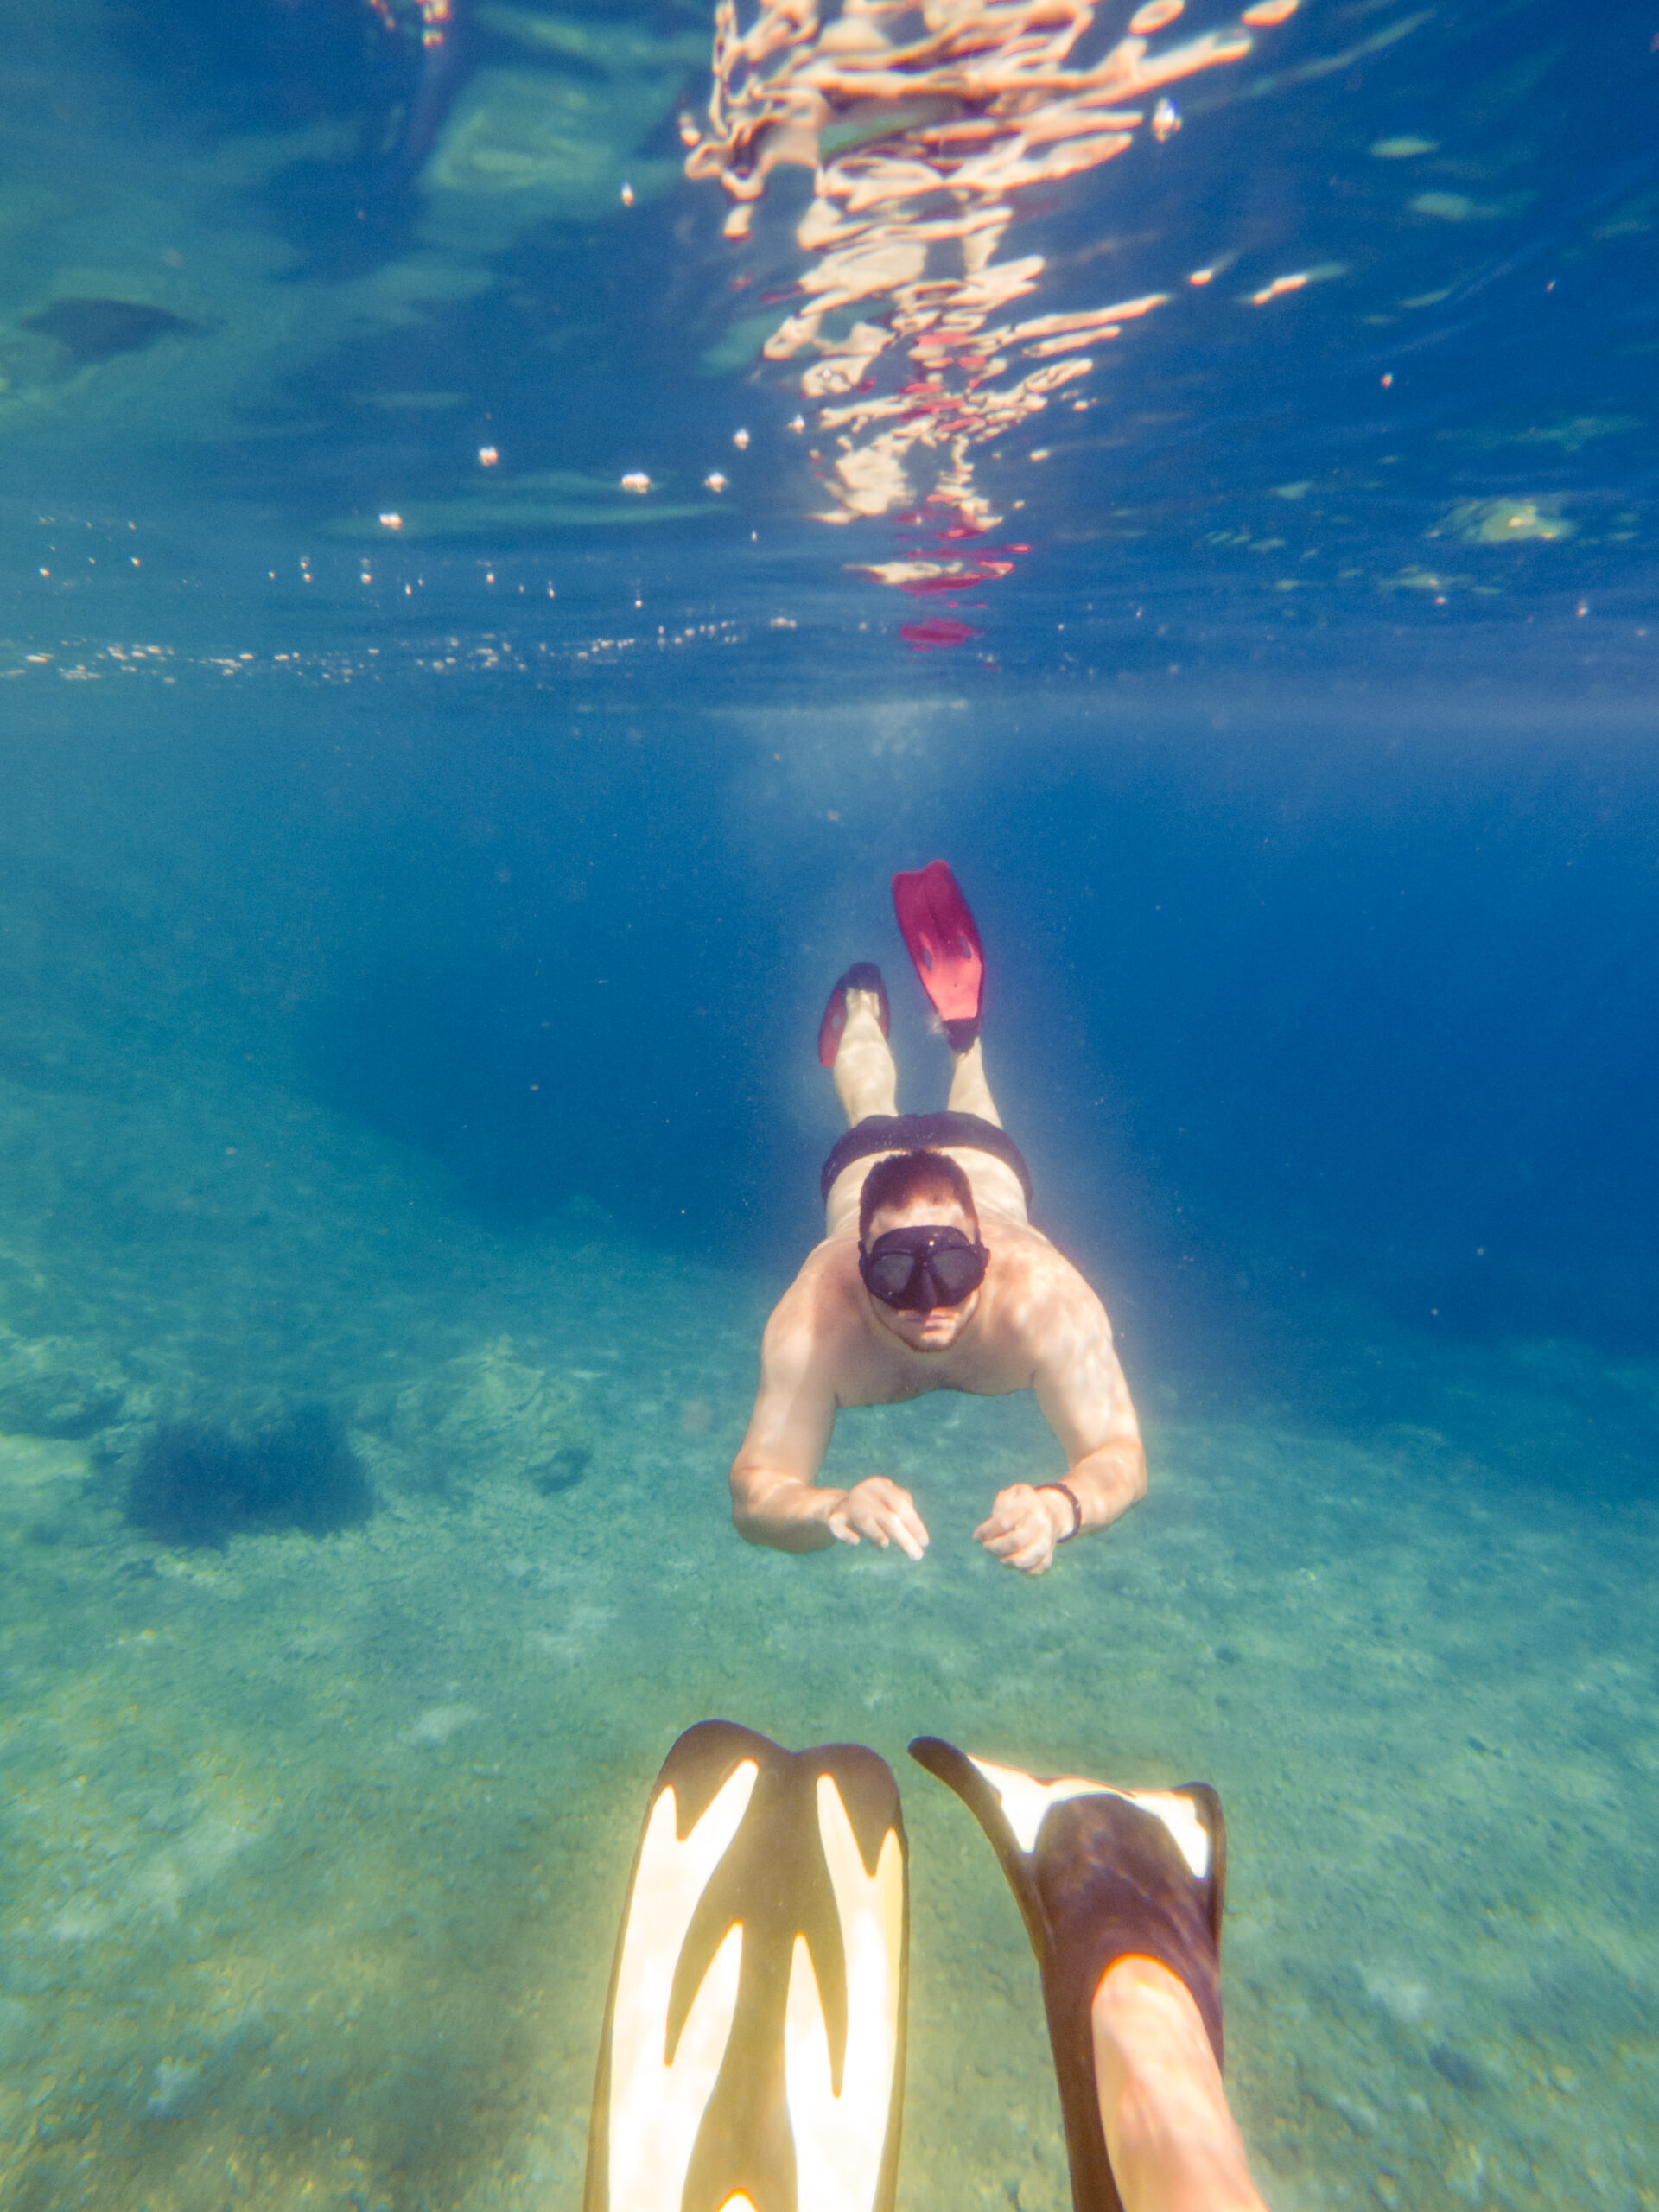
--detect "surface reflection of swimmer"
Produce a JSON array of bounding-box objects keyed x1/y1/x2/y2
[
  {"x1": 585, "y1": 1722, "x2": 1267, "y2": 2212},
  {"x1": 731, "y1": 862, "x2": 1144, "y2": 1575}
]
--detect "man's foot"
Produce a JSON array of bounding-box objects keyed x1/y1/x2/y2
[{"x1": 818, "y1": 962, "x2": 890, "y2": 1068}]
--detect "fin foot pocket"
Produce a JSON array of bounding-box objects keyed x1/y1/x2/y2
[
  {"x1": 587, "y1": 1719, "x2": 908, "y2": 2212},
  {"x1": 818, "y1": 963, "x2": 891, "y2": 1070}
]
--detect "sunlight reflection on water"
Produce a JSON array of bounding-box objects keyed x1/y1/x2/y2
[{"x1": 682, "y1": 0, "x2": 1301, "y2": 612}]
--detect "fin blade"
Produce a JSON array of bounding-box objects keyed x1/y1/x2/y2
[
  {"x1": 587, "y1": 1725, "x2": 769, "y2": 2212},
  {"x1": 891, "y1": 864, "x2": 984, "y2": 1039},
  {"x1": 589, "y1": 1726, "x2": 908, "y2": 2212},
  {"x1": 906, "y1": 1737, "x2": 1049, "y2": 1959}
]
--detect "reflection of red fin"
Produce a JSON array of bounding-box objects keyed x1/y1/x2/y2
[
  {"x1": 892, "y1": 861, "x2": 983, "y2": 1052},
  {"x1": 899, "y1": 619, "x2": 980, "y2": 650}
]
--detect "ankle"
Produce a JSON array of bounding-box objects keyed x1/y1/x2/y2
[{"x1": 842, "y1": 989, "x2": 886, "y2": 1039}]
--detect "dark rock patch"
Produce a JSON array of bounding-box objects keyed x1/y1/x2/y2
[
  {"x1": 23, "y1": 296, "x2": 197, "y2": 365},
  {"x1": 530, "y1": 1442, "x2": 591, "y2": 1496},
  {"x1": 126, "y1": 1404, "x2": 372, "y2": 1547},
  {"x1": 1428, "y1": 2042, "x2": 1486, "y2": 2095}
]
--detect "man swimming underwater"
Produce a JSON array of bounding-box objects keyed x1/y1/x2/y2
[{"x1": 731, "y1": 862, "x2": 1145, "y2": 1576}]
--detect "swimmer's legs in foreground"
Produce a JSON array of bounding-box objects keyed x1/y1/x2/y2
[{"x1": 583, "y1": 1721, "x2": 1262, "y2": 2212}]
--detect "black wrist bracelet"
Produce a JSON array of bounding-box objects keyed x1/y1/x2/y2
[{"x1": 1039, "y1": 1481, "x2": 1083, "y2": 1542}]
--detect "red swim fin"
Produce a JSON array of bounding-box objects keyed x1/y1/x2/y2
[{"x1": 891, "y1": 861, "x2": 984, "y2": 1053}]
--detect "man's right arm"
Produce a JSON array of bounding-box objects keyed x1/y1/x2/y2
[{"x1": 729, "y1": 1286, "x2": 928, "y2": 1560}]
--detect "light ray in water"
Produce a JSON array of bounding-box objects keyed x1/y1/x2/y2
[{"x1": 683, "y1": 0, "x2": 1300, "y2": 607}]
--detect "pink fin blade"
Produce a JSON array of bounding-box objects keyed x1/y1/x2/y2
[{"x1": 891, "y1": 861, "x2": 984, "y2": 1049}]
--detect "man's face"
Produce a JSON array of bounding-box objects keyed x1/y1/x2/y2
[{"x1": 862, "y1": 1195, "x2": 984, "y2": 1352}]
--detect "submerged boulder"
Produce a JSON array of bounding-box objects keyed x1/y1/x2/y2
[
  {"x1": 0, "y1": 1328, "x2": 127, "y2": 1440},
  {"x1": 387, "y1": 1336, "x2": 594, "y2": 1497}
]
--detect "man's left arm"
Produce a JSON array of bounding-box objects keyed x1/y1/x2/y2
[{"x1": 975, "y1": 1275, "x2": 1146, "y2": 1575}]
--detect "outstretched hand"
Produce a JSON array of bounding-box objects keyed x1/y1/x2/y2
[
  {"x1": 826, "y1": 1476, "x2": 930, "y2": 1562},
  {"x1": 976, "y1": 1483, "x2": 1071, "y2": 1575}
]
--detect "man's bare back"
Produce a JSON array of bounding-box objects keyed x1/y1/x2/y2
[{"x1": 730, "y1": 890, "x2": 1146, "y2": 1576}]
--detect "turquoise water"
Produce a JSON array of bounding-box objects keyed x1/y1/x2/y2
[{"x1": 3, "y1": 3, "x2": 1659, "y2": 2209}]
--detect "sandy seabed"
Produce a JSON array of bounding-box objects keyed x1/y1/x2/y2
[
  {"x1": 3, "y1": 1139, "x2": 1655, "y2": 2212},
  {"x1": 0, "y1": 796, "x2": 1654, "y2": 2212}
]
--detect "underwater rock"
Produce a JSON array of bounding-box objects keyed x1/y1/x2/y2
[
  {"x1": 125, "y1": 1404, "x2": 373, "y2": 1547},
  {"x1": 1428, "y1": 2042, "x2": 1486, "y2": 2095},
  {"x1": 387, "y1": 1336, "x2": 594, "y2": 1496},
  {"x1": 404, "y1": 1701, "x2": 481, "y2": 1748},
  {"x1": 533, "y1": 1441, "x2": 590, "y2": 1494},
  {"x1": 143, "y1": 2058, "x2": 202, "y2": 2120},
  {"x1": 22, "y1": 297, "x2": 197, "y2": 366},
  {"x1": 0, "y1": 1329, "x2": 126, "y2": 1440}
]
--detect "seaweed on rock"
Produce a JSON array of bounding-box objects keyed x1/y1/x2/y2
[{"x1": 126, "y1": 1404, "x2": 372, "y2": 1547}]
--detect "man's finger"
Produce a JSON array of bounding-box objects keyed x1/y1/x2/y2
[
  {"x1": 976, "y1": 1500, "x2": 1011, "y2": 1535},
  {"x1": 980, "y1": 1519, "x2": 1030, "y2": 1555},
  {"x1": 877, "y1": 1510, "x2": 925, "y2": 1561},
  {"x1": 894, "y1": 1504, "x2": 930, "y2": 1555},
  {"x1": 859, "y1": 1481, "x2": 927, "y2": 1560},
  {"x1": 1000, "y1": 1531, "x2": 1052, "y2": 1573},
  {"x1": 981, "y1": 1512, "x2": 1055, "y2": 1566}
]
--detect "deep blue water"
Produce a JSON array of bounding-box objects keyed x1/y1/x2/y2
[{"x1": 3, "y1": 3, "x2": 1658, "y2": 2209}]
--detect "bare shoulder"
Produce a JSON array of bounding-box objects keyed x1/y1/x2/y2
[
  {"x1": 986, "y1": 1214, "x2": 1113, "y2": 1332},
  {"x1": 760, "y1": 1236, "x2": 862, "y2": 1371}
]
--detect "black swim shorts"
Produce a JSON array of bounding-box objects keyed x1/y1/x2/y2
[{"x1": 820, "y1": 1111, "x2": 1033, "y2": 1207}]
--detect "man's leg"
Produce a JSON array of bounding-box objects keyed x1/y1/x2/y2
[
  {"x1": 944, "y1": 1037, "x2": 1001, "y2": 1126},
  {"x1": 1091, "y1": 1959, "x2": 1265, "y2": 2212},
  {"x1": 834, "y1": 985, "x2": 899, "y2": 1125}
]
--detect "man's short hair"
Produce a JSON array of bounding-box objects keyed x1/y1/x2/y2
[{"x1": 859, "y1": 1148, "x2": 978, "y2": 1245}]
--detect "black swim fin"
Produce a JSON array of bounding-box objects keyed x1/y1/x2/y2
[
  {"x1": 907, "y1": 1738, "x2": 1225, "y2": 2212},
  {"x1": 585, "y1": 1719, "x2": 909, "y2": 2212},
  {"x1": 818, "y1": 963, "x2": 891, "y2": 1070}
]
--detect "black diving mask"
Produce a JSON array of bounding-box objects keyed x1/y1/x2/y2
[{"x1": 860, "y1": 1224, "x2": 988, "y2": 1312}]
